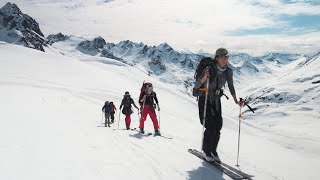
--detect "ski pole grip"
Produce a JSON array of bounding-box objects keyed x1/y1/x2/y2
[{"x1": 199, "y1": 88, "x2": 209, "y2": 94}]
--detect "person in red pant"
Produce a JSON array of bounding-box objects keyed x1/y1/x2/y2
[
  {"x1": 109, "y1": 102, "x2": 116, "y2": 123},
  {"x1": 139, "y1": 85, "x2": 161, "y2": 135},
  {"x1": 120, "y1": 91, "x2": 139, "y2": 130}
]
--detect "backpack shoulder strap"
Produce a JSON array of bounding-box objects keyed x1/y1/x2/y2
[
  {"x1": 209, "y1": 62, "x2": 218, "y2": 79},
  {"x1": 226, "y1": 66, "x2": 233, "y2": 77}
]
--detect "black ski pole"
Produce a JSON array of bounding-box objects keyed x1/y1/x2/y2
[
  {"x1": 158, "y1": 108, "x2": 161, "y2": 130},
  {"x1": 113, "y1": 110, "x2": 116, "y2": 128},
  {"x1": 236, "y1": 98, "x2": 244, "y2": 167},
  {"x1": 101, "y1": 112, "x2": 104, "y2": 127},
  {"x1": 141, "y1": 99, "x2": 146, "y2": 129},
  {"x1": 118, "y1": 110, "x2": 121, "y2": 129},
  {"x1": 200, "y1": 79, "x2": 210, "y2": 152}
]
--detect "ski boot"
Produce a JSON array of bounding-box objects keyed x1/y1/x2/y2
[
  {"x1": 140, "y1": 128, "x2": 145, "y2": 134},
  {"x1": 154, "y1": 129, "x2": 161, "y2": 136}
]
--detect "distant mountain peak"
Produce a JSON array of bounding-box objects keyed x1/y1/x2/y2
[
  {"x1": 157, "y1": 42, "x2": 173, "y2": 52},
  {"x1": 76, "y1": 36, "x2": 107, "y2": 55},
  {"x1": 47, "y1": 32, "x2": 68, "y2": 44},
  {"x1": 1, "y1": 2, "x2": 21, "y2": 15},
  {"x1": 0, "y1": 2, "x2": 46, "y2": 51},
  {"x1": 260, "y1": 52, "x2": 301, "y2": 64}
]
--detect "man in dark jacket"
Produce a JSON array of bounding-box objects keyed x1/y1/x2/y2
[
  {"x1": 120, "y1": 92, "x2": 139, "y2": 130},
  {"x1": 194, "y1": 48, "x2": 244, "y2": 162},
  {"x1": 102, "y1": 101, "x2": 112, "y2": 127}
]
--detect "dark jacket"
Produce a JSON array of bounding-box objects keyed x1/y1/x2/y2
[
  {"x1": 120, "y1": 97, "x2": 137, "y2": 115},
  {"x1": 102, "y1": 104, "x2": 112, "y2": 113},
  {"x1": 120, "y1": 97, "x2": 137, "y2": 109},
  {"x1": 194, "y1": 63, "x2": 235, "y2": 99},
  {"x1": 139, "y1": 91, "x2": 158, "y2": 106}
]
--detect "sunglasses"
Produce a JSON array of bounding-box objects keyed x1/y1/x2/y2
[{"x1": 218, "y1": 55, "x2": 229, "y2": 59}]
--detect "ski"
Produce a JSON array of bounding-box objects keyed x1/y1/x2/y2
[
  {"x1": 134, "y1": 129, "x2": 173, "y2": 139},
  {"x1": 153, "y1": 134, "x2": 173, "y2": 139},
  {"x1": 112, "y1": 128, "x2": 137, "y2": 131},
  {"x1": 219, "y1": 161, "x2": 253, "y2": 178},
  {"x1": 141, "y1": 132, "x2": 153, "y2": 136},
  {"x1": 188, "y1": 149, "x2": 253, "y2": 180}
]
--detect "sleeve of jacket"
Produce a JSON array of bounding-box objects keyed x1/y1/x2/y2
[
  {"x1": 139, "y1": 92, "x2": 146, "y2": 103},
  {"x1": 227, "y1": 69, "x2": 236, "y2": 96},
  {"x1": 130, "y1": 98, "x2": 138, "y2": 108},
  {"x1": 194, "y1": 79, "x2": 205, "y2": 89},
  {"x1": 120, "y1": 99, "x2": 124, "y2": 108},
  {"x1": 153, "y1": 92, "x2": 159, "y2": 104}
]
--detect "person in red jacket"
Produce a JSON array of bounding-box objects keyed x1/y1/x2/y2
[
  {"x1": 109, "y1": 102, "x2": 116, "y2": 123},
  {"x1": 139, "y1": 84, "x2": 161, "y2": 135}
]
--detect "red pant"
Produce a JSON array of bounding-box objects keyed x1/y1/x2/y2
[
  {"x1": 125, "y1": 115, "x2": 131, "y2": 127},
  {"x1": 139, "y1": 105, "x2": 159, "y2": 130}
]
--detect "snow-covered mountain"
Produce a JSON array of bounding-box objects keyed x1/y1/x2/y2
[
  {"x1": 1, "y1": 2, "x2": 320, "y2": 180},
  {"x1": 0, "y1": 2, "x2": 46, "y2": 51},
  {"x1": 260, "y1": 53, "x2": 302, "y2": 65},
  {"x1": 0, "y1": 2, "x2": 312, "y2": 104},
  {"x1": 0, "y1": 1, "x2": 306, "y2": 95},
  {"x1": 46, "y1": 32, "x2": 68, "y2": 45},
  {"x1": 52, "y1": 34, "x2": 306, "y2": 96},
  {"x1": 76, "y1": 37, "x2": 202, "y2": 73}
]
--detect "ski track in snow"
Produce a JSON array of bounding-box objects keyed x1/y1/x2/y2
[{"x1": 1, "y1": 42, "x2": 320, "y2": 179}]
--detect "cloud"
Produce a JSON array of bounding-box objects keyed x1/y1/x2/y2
[
  {"x1": 228, "y1": 14, "x2": 320, "y2": 36},
  {"x1": 1, "y1": 0, "x2": 319, "y2": 55},
  {"x1": 242, "y1": 0, "x2": 320, "y2": 15}
]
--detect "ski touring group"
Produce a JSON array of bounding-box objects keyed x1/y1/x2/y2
[
  {"x1": 102, "y1": 82, "x2": 161, "y2": 136},
  {"x1": 101, "y1": 48, "x2": 254, "y2": 179}
]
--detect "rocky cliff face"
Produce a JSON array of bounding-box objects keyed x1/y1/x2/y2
[{"x1": 0, "y1": 2, "x2": 46, "y2": 51}]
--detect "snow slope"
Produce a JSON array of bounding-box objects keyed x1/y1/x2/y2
[
  {"x1": 1, "y1": 1, "x2": 320, "y2": 180},
  {"x1": 1, "y1": 42, "x2": 320, "y2": 180}
]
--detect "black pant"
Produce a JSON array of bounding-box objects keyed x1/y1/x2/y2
[
  {"x1": 104, "y1": 112, "x2": 110, "y2": 127},
  {"x1": 198, "y1": 95, "x2": 223, "y2": 155},
  {"x1": 110, "y1": 112, "x2": 115, "y2": 123}
]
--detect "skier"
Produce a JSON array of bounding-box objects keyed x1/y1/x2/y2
[
  {"x1": 194, "y1": 48, "x2": 244, "y2": 162},
  {"x1": 120, "y1": 91, "x2": 139, "y2": 130},
  {"x1": 139, "y1": 84, "x2": 161, "y2": 136},
  {"x1": 102, "y1": 101, "x2": 112, "y2": 127},
  {"x1": 109, "y1": 102, "x2": 116, "y2": 123}
]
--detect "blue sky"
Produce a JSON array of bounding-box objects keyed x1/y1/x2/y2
[
  {"x1": 229, "y1": 14, "x2": 320, "y2": 36},
  {"x1": 1, "y1": 0, "x2": 320, "y2": 55},
  {"x1": 280, "y1": 0, "x2": 320, "y2": 5},
  {"x1": 228, "y1": 0, "x2": 320, "y2": 36}
]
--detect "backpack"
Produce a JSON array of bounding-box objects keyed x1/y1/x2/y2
[
  {"x1": 192, "y1": 57, "x2": 231, "y2": 97},
  {"x1": 139, "y1": 81, "x2": 153, "y2": 107},
  {"x1": 193, "y1": 57, "x2": 214, "y2": 97},
  {"x1": 194, "y1": 57, "x2": 214, "y2": 81},
  {"x1": 110, "y1": 102, "x2": 116, "y2": 112}
]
